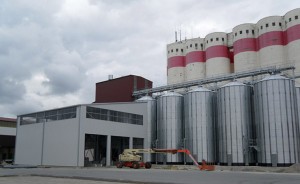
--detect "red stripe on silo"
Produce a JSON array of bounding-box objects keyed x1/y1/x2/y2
[
  {"x1": 185, "y1": 51, "x2": 206, "y2": 65},
  {"x1": 286, "y1": 24, "x2": 300, "y2": 44},
  {"x1": 257, "y1": 31, "x2": 285, "y2": 48},
  {"x1": 233, "y1": 24, "x2": 300, "y2": 55},
  {"x1": 233, "y1": 38, "x2": 257, "y2": 55},
  {"x1": 167, "y1": 56, "x2": 185, "y2": 69},
  {"x1": 205, "y1": 45, "x2": 229, "y2": 60}
]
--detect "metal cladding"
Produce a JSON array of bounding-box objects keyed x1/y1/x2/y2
[
  {"x1": 184, "y1": 86, "x2": 215, "y2": 163},
  {"x1": 217, "y1": 81, "x2": 254, "y2": 165},
  {"x1": 157, "y1": 92, "x2": 183, "y2": 163},
  {"x1": 254, "y1": 75, "x2": 299, "y2": 166},
  {"x1": 136, "y1": 96, "x2": 157, "y2": 162},
  {"x1": 295, "y1": 86, "x2": 300, "y2": 160}
]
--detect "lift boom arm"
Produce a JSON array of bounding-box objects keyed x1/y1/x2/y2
[{"x1": 119, "y1": 148, "x2": 215, "y2": 170}]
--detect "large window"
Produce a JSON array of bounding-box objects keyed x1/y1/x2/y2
[
  {"x1": 86, "y1": 106, "x2": 143, "y2": 125},
  {"x1": 20, "y1": 107, "x2": 77, "y2": 125}
]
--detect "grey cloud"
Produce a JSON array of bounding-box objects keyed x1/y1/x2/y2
[
  {"x1": 43, "y1": 63, "x2": 85, "y2": 95},
  {"x1": 0, "y1": 78, "x2": 26, "y2": 104},
  {"x1": 0, "y1": 0, "x2": 299, "y2": 118},
  {"x1": 0, "y1": 0, "x2": 61, "y2": 27}
]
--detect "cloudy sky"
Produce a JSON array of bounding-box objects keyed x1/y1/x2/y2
[{"x1": 0, "y1": 0, "x2": 299, "y2": 118}]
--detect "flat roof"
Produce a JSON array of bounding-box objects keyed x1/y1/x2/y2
[
  {"x1": 0, "y1": 117, "x2": 16, "y2": 122},
  {"x1": 96, "y1": 74, "x2": 152, "y2": 85},
  {"x1": 17, "y1": 101, "x2": 147, "y2": 117}
]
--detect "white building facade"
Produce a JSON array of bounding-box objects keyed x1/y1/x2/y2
[{"x1": 15, "y1": 102, "x2": 152, "y2": 167}]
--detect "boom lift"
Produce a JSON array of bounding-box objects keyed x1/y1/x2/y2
[{"x1": 116, "y1": 148, "x2": 215, "y2": 171}]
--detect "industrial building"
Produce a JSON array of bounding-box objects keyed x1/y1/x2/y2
[
  {"x1": 0, "y1": 117, "x2": 16, "y2": 163},
  {"x1": 15, "y1": 103, "x2": 154, "y2": 167},
  {"x1": 14, "y1": 9, "x2": 300, "y2": 168},
  {"x1": 14, "y1": 75, "x2": 155, "y2": 167},
  {"x1": 167, "y1": 8, "x2": 300, "y2": 85}
]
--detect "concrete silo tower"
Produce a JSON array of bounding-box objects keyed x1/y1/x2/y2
[
  {"x1": 256, "y1": 16, "x2": 285, "y2": 68},
  {"x1": 233, "y1": 23, "x2": 257, "y2": 72},
  {"x1": 205, "y1": 32, "x2": 231, "y2": 78},
  {"x1": 167, "y1": 42, "x2": 186, "y2": 85},
  {"x1": 284, "y1": 8, "x2": 300, "y2": 83},
  {"x1": 185, "y1": 38, "x2": 206, "y2": 81}
]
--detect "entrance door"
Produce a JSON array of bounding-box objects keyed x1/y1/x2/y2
[{"x1": 84, "y1": 134, "x2": 107, "y2": 166}]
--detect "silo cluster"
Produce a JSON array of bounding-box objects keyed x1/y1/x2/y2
[
  {"x1": 167, "y1": 8, "x2": 300, "y2": 85},
  {"x1": 141, "y1": 73, "x2": 300, "y2": 166}
]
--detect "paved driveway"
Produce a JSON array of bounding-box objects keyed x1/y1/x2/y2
[{"x1": 1, "y1": 167, "x2": 300, "y2": 184}]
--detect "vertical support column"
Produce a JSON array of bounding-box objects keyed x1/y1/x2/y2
[
  {"x1": 106, "y1": 135, "x2": 111, "y2": 166},
  {"x1": 133, "y1": 76, "x2": 137, "y2": 92},
  {"x1": 41, "y1": 112, "x2": 46, "y2": 166},
  {"x1": 145, "y1": 79, "x2": 148, "y2": 89},
  {"x1": 14, "y1": 117, "x2": 20, "y2": 164},
  {"x1": 129, "y1": 137, "x2": 133, "y2": 149},
  {"x1": 77, "y1": 105, "x2": 85, "y2": 167}
]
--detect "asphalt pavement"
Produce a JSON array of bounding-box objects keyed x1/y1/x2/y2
[{"x1": 1, "y1": 167, "x2": 300, "y2": 184}]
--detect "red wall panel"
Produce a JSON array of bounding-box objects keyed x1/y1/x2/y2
[{"x1": 94, "y1": 75, "x2": 152, "y2": 103}]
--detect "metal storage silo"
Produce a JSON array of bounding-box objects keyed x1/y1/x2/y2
[
  {"x1": 233, "y1": 23, "x2": 257, "y2": 73},
  {"x1": 284, "y1": 8, "x2": 300, "y2": 83},
  {"x1": 157, "y1": 92, "x2": 183, "y2": 163},
  {"x1": 256, "y1": 16, "x2": 285, "y2": 68},
  {"x1": 185, "y1": 38, "x2": 206, "y2": 81},
  {"x1": 296, "y1": 87, "x2": 300, "y2": 118},
  {"x1": 167, "y1": 42, "x2": 186, "y2": 85},
  {"x1": 184, "y1": 86, "x2": 215, "y2": 163},
  {"x1": 254, "y1": 75, "x2": 299, "y2": 166},
  {"x1": 217, "y1": 81, "x2": 254, "y2": 166},
  {"x1": 295, "y1": 86, "x2": 300, "y2": 161},
  {"x1": 205, "y1": 32, "x2": 231, "y2": 78},
  {"x1": 136, "y1": 95, "x2": 157, "y2": 162}
]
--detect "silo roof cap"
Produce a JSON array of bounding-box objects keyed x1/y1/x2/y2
[
  {"x1": 221, "y1": 81, "x2": 245, "y2": 87},
  {"x1": 187, "y1": 86, "x2": 211, "y2": 93},
  {"x1": 259, "y1": 75, "x2": 289, "y2": 82},
  {"x1": 161, "y1": 91, "x2": 183, "y2": 97},
  {"x1": 135, "y1": 95, "x2": 154, "y2": 102}
]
